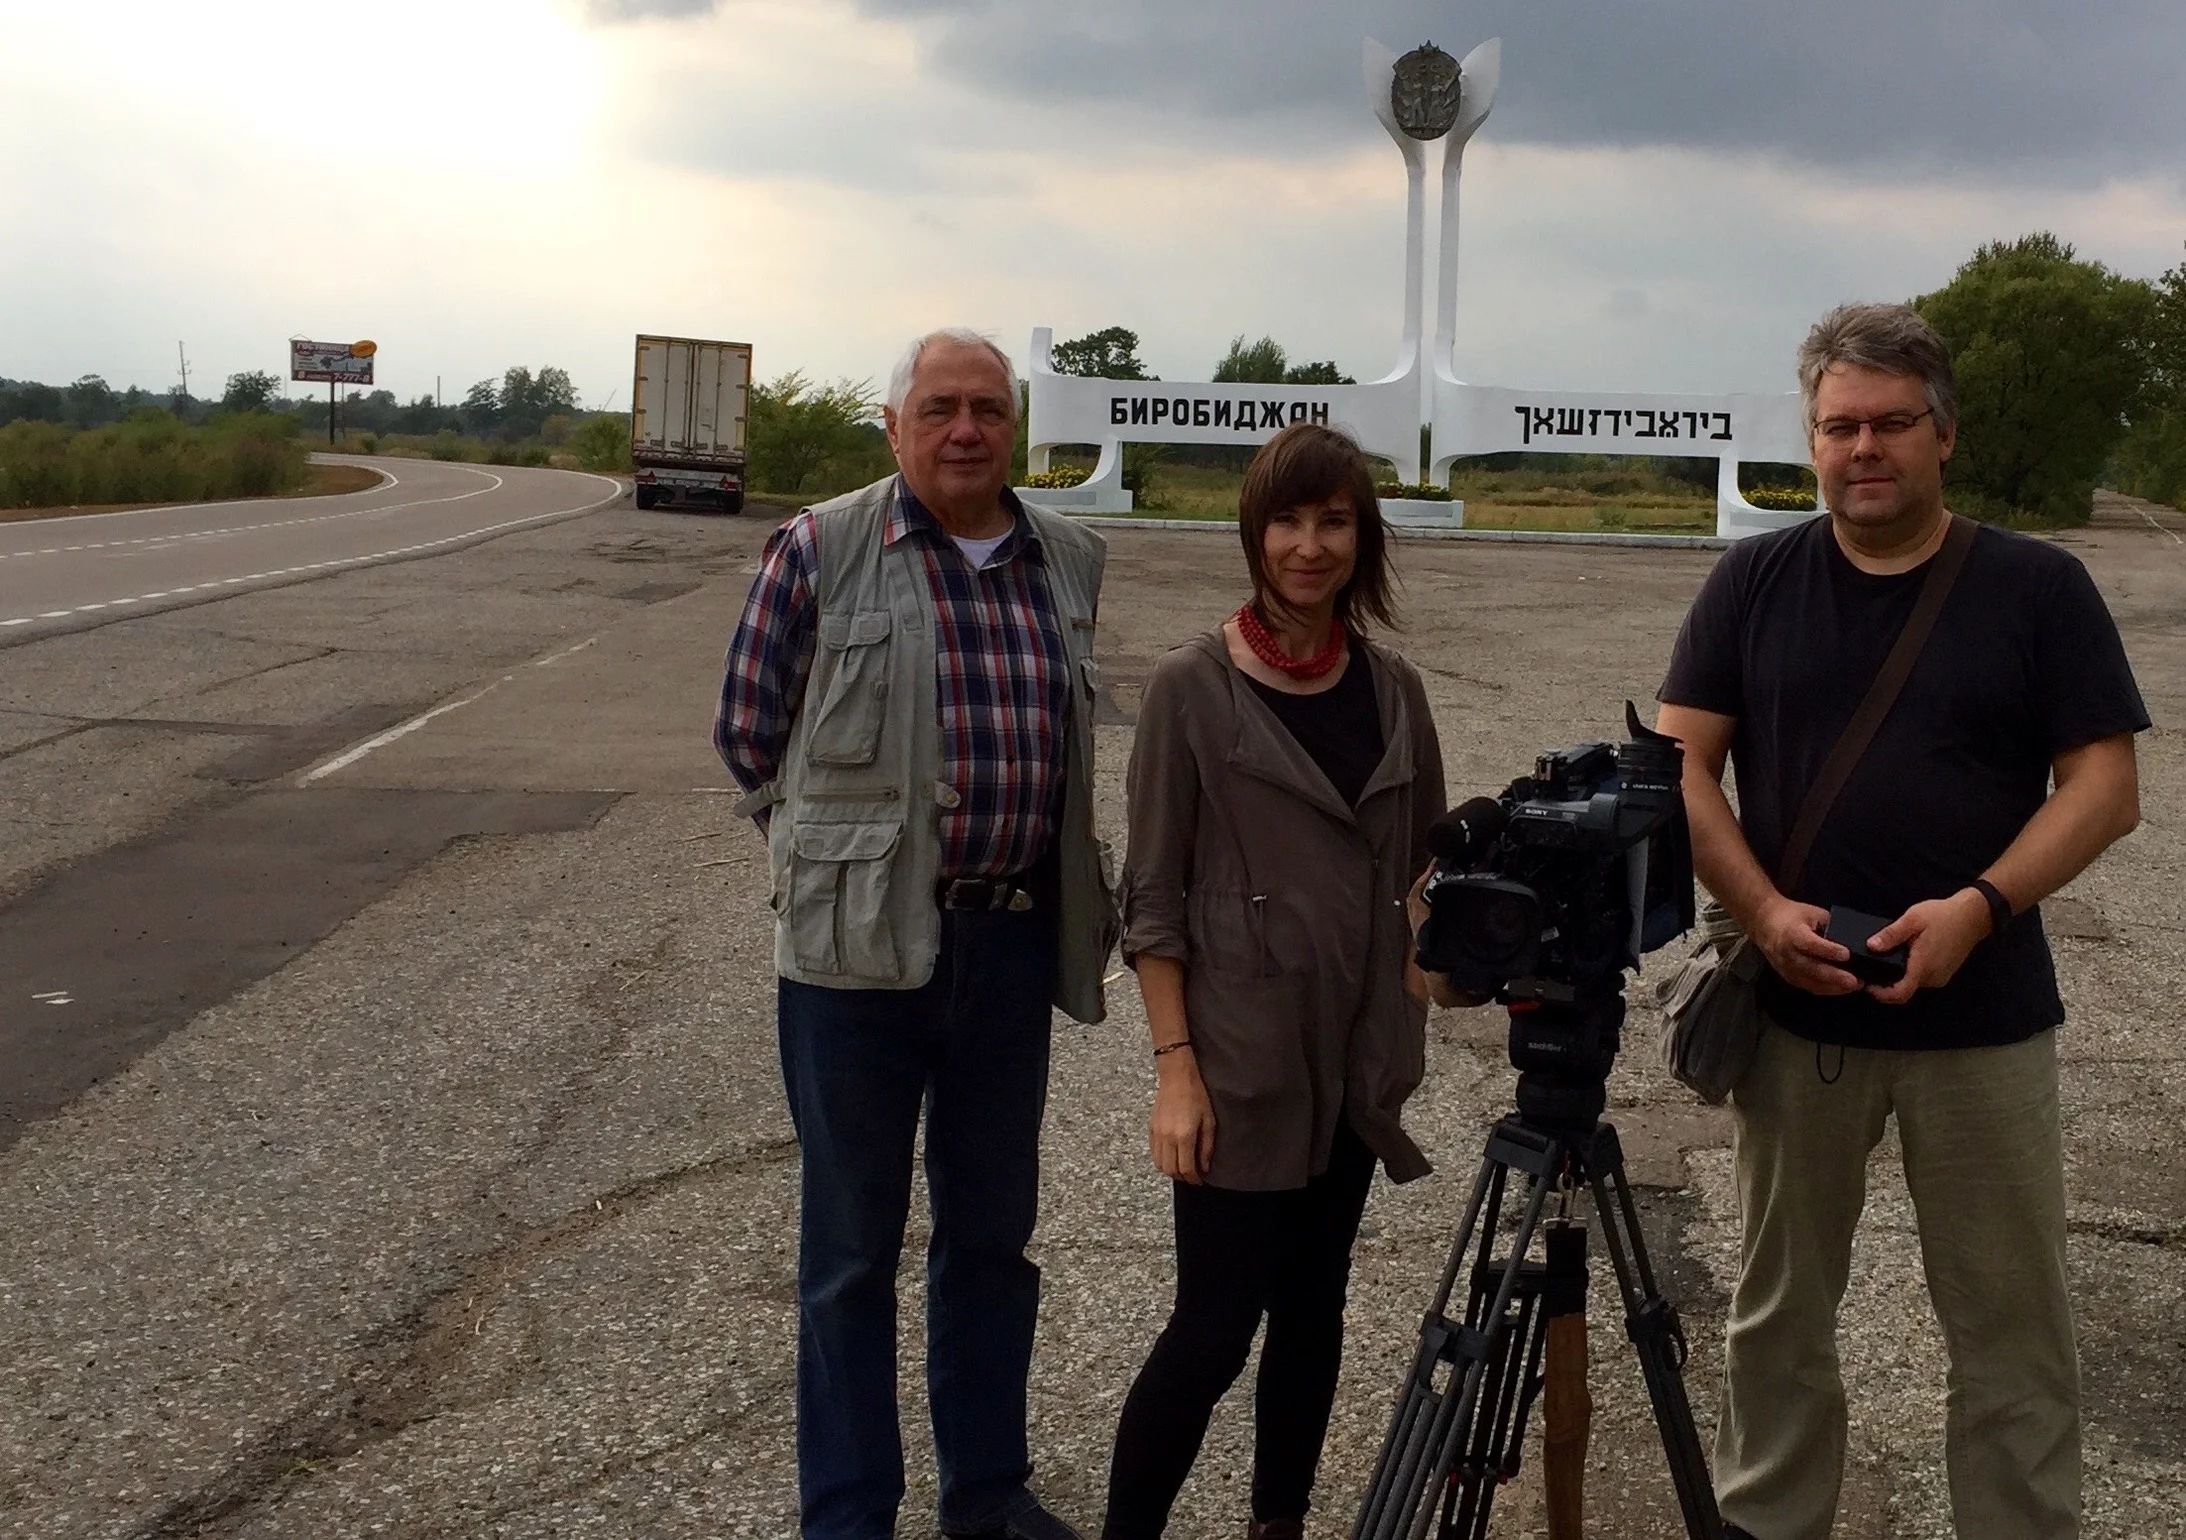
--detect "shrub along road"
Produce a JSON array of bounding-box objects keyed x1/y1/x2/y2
[{"x1": 0, "y1": 498, "x2": 2179, "y2": 1537}]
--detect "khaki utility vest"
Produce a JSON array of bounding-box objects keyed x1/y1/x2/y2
[{"x1": 734, "y1": 476, "x2": 1115, "y2": 1022}]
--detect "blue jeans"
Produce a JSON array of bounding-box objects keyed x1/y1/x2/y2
[{"x1": 777, "y1": 905, "x2": 1060, "y2": 1539}]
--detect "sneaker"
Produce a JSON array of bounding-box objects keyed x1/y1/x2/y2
[{"x1": 943, "y1": 1501, "x2": 1087, "y2": 1540}]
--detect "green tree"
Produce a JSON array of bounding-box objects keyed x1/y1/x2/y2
[
  {"x1": 573, "y1": 413, "x2": 633, "y2": 473},
  {"x1": 341, "y1": 388, "x2": 400, "y2": 434},
  {"x1": 1051, "y1": 327, "x2": 1154, "y2": 380},
  {"x1": 1213, "y1": 334, "x2": 1287, "y2": 383},
  {"x1": 458, "y1": 379, "x2": 502, "y2": 436},
  {"x1": 2110, "y1": 243, "x2": 2186, "y2": 509},
  {"x1": 1213, "y1": 335, "x2": 1353, "y2": 385},
  {"x1": 1284, "y1": 359, "x2": 1355, "y2": 385},
  {"x1": 495, "y1": 365, "x2": 578, "y2": 439},
  {"x1": 748, "y1": 372, "x2": 880, "y2": 495},
  {"x1": 396, "y1": 394, "x2": 453, "y2": 434},
  {"x1": 221, "y1": 370, "x2": 281, "y2": 413},
  {"x1": 0, "y1": 379, "x2": 64, "y2": 424},
  {"x1": 1915, "y1": 232, "x2": 2156, "y2": 523},
  {"x1": 65, "y1": 375, "x2": 119, "y2": 428}
]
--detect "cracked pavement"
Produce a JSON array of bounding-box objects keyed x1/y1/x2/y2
[{"x1": 1, "y1": 487, "x2": 2181, "y2": 1537}]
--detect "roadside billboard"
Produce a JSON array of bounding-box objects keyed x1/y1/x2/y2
[{"x1": 291, "y1": 339, "x2": 376, "y2": 385}]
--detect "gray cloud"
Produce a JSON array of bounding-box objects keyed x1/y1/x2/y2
[{"x1": 817, "y1": 0, "x2": 2186, "y2": 180}]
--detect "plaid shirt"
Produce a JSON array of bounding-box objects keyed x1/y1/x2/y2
[{"x1": 714, "y1": 479, "x2": 1070, "y2": 878}]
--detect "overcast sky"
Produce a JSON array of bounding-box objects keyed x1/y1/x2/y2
[{"x1": 3, "y1": 0, "x2": 2182, "y2": 409}]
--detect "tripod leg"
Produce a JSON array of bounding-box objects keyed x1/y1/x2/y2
[
  {"x1": 1403, "y1": 1169, "x2": 1553, "y2": 1540},
  {"x1": 1586, "y1": 1125, "x2": 1725, "y2": 1540},
  {"x1": 1355, "y1": 1129, "x2": 1565, "y2": 1540},
  {"x1": 1354, "y1": 1159, "x2": 1507, "y2": 1539},
  {"x1": 1444, "y1": 1279, "x2": 1549, "y2": 1540}
]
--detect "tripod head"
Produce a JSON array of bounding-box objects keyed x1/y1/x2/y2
[{"x1": 1504, "y1": 980, "x2": 1627, "y2": 1136}]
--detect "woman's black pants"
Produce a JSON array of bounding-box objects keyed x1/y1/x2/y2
[{"x1": 1102, "y1": 1119, "x2": 1378, "y2": 1538}]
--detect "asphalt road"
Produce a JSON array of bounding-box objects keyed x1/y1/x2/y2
[
  {"x1": 0, "y1": 487, "x2": 2180, "y2": 1538},
  {"x1": 0, "y1": 457, "x2": 624, "y2": 647}
]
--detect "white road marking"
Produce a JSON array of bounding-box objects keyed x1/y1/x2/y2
[
  {"x1": 0, "y1": 467, "x2": 498, "y2": 562},
  {"x1": 297, "y1": 678, "x2": 512, "y2": 785},
  {"x1": 295, "y1": 597, "x2": 617, "y2": 784},
  {"x1": 32, "y1": 990, "x2": 72, "y2": 1002},
  {"x1": 533, "y1": 636, "x2": 599, "y2": 668},
  {"x1": 2133, "y1": 504, "x2": 2184, "y2": 546},
  {"x1": 2, "y1": 475, "x2": 624, "y2": 630}
]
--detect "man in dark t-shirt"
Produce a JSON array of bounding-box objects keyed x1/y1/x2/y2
[{"x1": 1657, "y1": 303, "x2": 2145, "y2": 1540}]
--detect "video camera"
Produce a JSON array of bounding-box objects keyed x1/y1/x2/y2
[
  {"x1": 1415, "y1": 703, "x2": 1694, "y2": 1125},
  {"x1": 1361, "y1": 704, "x2": 1720, "y2": 1540}
]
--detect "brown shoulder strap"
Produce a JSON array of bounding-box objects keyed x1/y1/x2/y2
[{"x1": 1778, "y1": 514, "x2": 1978, "y2": 895}]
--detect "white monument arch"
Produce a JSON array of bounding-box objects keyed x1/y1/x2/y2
[{"x1": 1020, "y1": 36, "x2": 1815, "y2": 540}]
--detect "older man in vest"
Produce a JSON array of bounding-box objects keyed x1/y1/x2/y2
[{"x1": 716, "y1": 328, "x2": 1114, "y2": 1540}]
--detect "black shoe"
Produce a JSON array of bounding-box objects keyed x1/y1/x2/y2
[
  {"x1": 944, "y1": 1502, "x2": 1087, "y2": 1540},
  {"x1": 1723, "y1": 1526, "x2": 1763, "y2": 1540}
]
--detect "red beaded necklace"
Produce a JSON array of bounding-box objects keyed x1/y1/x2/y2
[{"x1": 1234, "y1": 602, "x2": 1346, "y2": 681}]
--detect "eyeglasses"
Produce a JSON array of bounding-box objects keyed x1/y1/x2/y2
[{"x1": 1813, "y1": 408, "x2": 1935, "y2": 443}]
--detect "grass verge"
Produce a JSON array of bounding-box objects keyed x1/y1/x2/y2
[
  {"x1": 0, "y1": 460, "x2": 386, "y2": 524},
  {"x1": 1125, "y1": 463, "x2": 1716, "y2": 532}
]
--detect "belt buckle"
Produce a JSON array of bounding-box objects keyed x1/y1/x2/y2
[
  {"x1": 942, "y1": 877, "x2": 995, "y2": 911},
  {"x1": 941, "y1": 877, "x2": 1034, "y2": 911}
]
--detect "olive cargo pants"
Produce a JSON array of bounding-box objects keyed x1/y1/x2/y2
[{"x1": 1715, "y1": 1023, "x2": 2080, "y2": 1540}]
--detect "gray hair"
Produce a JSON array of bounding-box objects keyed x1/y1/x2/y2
[
  {"x1": 886, "y1": 327, "x2": 1020, "y2": 417},
  {"x1": 1797, "y1": 302, "x2": 1958, "y2": 433}
]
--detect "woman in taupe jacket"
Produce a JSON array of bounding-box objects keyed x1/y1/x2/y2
[{"x1": 1101, "y1": 424, "x2": 1448, "y2": 1540}]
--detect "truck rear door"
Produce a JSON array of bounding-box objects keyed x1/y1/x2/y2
[{"x1": 692, "y1": 344, "x2": 750, "y2": 458}]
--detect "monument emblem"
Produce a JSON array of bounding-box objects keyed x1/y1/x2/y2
[
  {"x1": 1018, "y1": 34, "x2": 1814, "y2": 539},
  {"x1": 1390, "y1": 43, "x2": 1463, "y2": 139}
]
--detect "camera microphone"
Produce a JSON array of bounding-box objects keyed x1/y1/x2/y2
[{"x1": 1426, "y1": 796, "x2": 1508, "y2": 868}]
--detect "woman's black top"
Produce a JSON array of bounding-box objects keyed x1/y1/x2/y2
[{"x1": 1244, "y1": 640, "x2": 1385, "y2": 807}]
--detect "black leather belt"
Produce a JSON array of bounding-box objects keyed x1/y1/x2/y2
[
  {"x1": 937, "y1": 841, "x2": 1059, "y2": 913},
  {"x1": 936, "y1": 875, "x2": 1039, "y2": 911}
]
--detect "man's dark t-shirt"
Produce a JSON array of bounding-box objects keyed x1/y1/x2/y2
[{"x1": 1659, "y1": 516, "x2": 2148, "y2": 1050}]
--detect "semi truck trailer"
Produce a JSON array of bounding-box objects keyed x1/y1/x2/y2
[{"x1": 630, "y1": 334, "x2": 752, "y2": 512}]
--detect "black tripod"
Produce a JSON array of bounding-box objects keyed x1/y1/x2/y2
[{"x1": 1353, "y1": 1000, "x2": 1723, "y2": 1540}]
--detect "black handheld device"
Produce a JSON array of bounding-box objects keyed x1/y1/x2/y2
[{"x1": 1824, "y1": 905, "x2": 1908, "y2": 986}]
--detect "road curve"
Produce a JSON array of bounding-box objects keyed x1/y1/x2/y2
[{"x1": 0, "y1": 456, "x2": 625, "y2": 647}]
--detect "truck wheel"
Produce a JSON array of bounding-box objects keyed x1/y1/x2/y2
[
  {"x1": 722, "y1": 490, "x2": 745, "y2": 516},
  {"x1": 634, "y1": 484, "x2": 659, "y2": 509}
]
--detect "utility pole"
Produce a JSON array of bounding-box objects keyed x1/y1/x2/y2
[{"x1": 176, "y1": 341, "x2": 190, "y2": 405}]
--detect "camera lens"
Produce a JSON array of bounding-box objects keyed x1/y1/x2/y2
[
  {"x1": 1473, "y1": 890, "x2": 1533, "y2": 956},
  {"x1": 1442, "y1": 879, "x2": 1547, "y2": 975}
]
